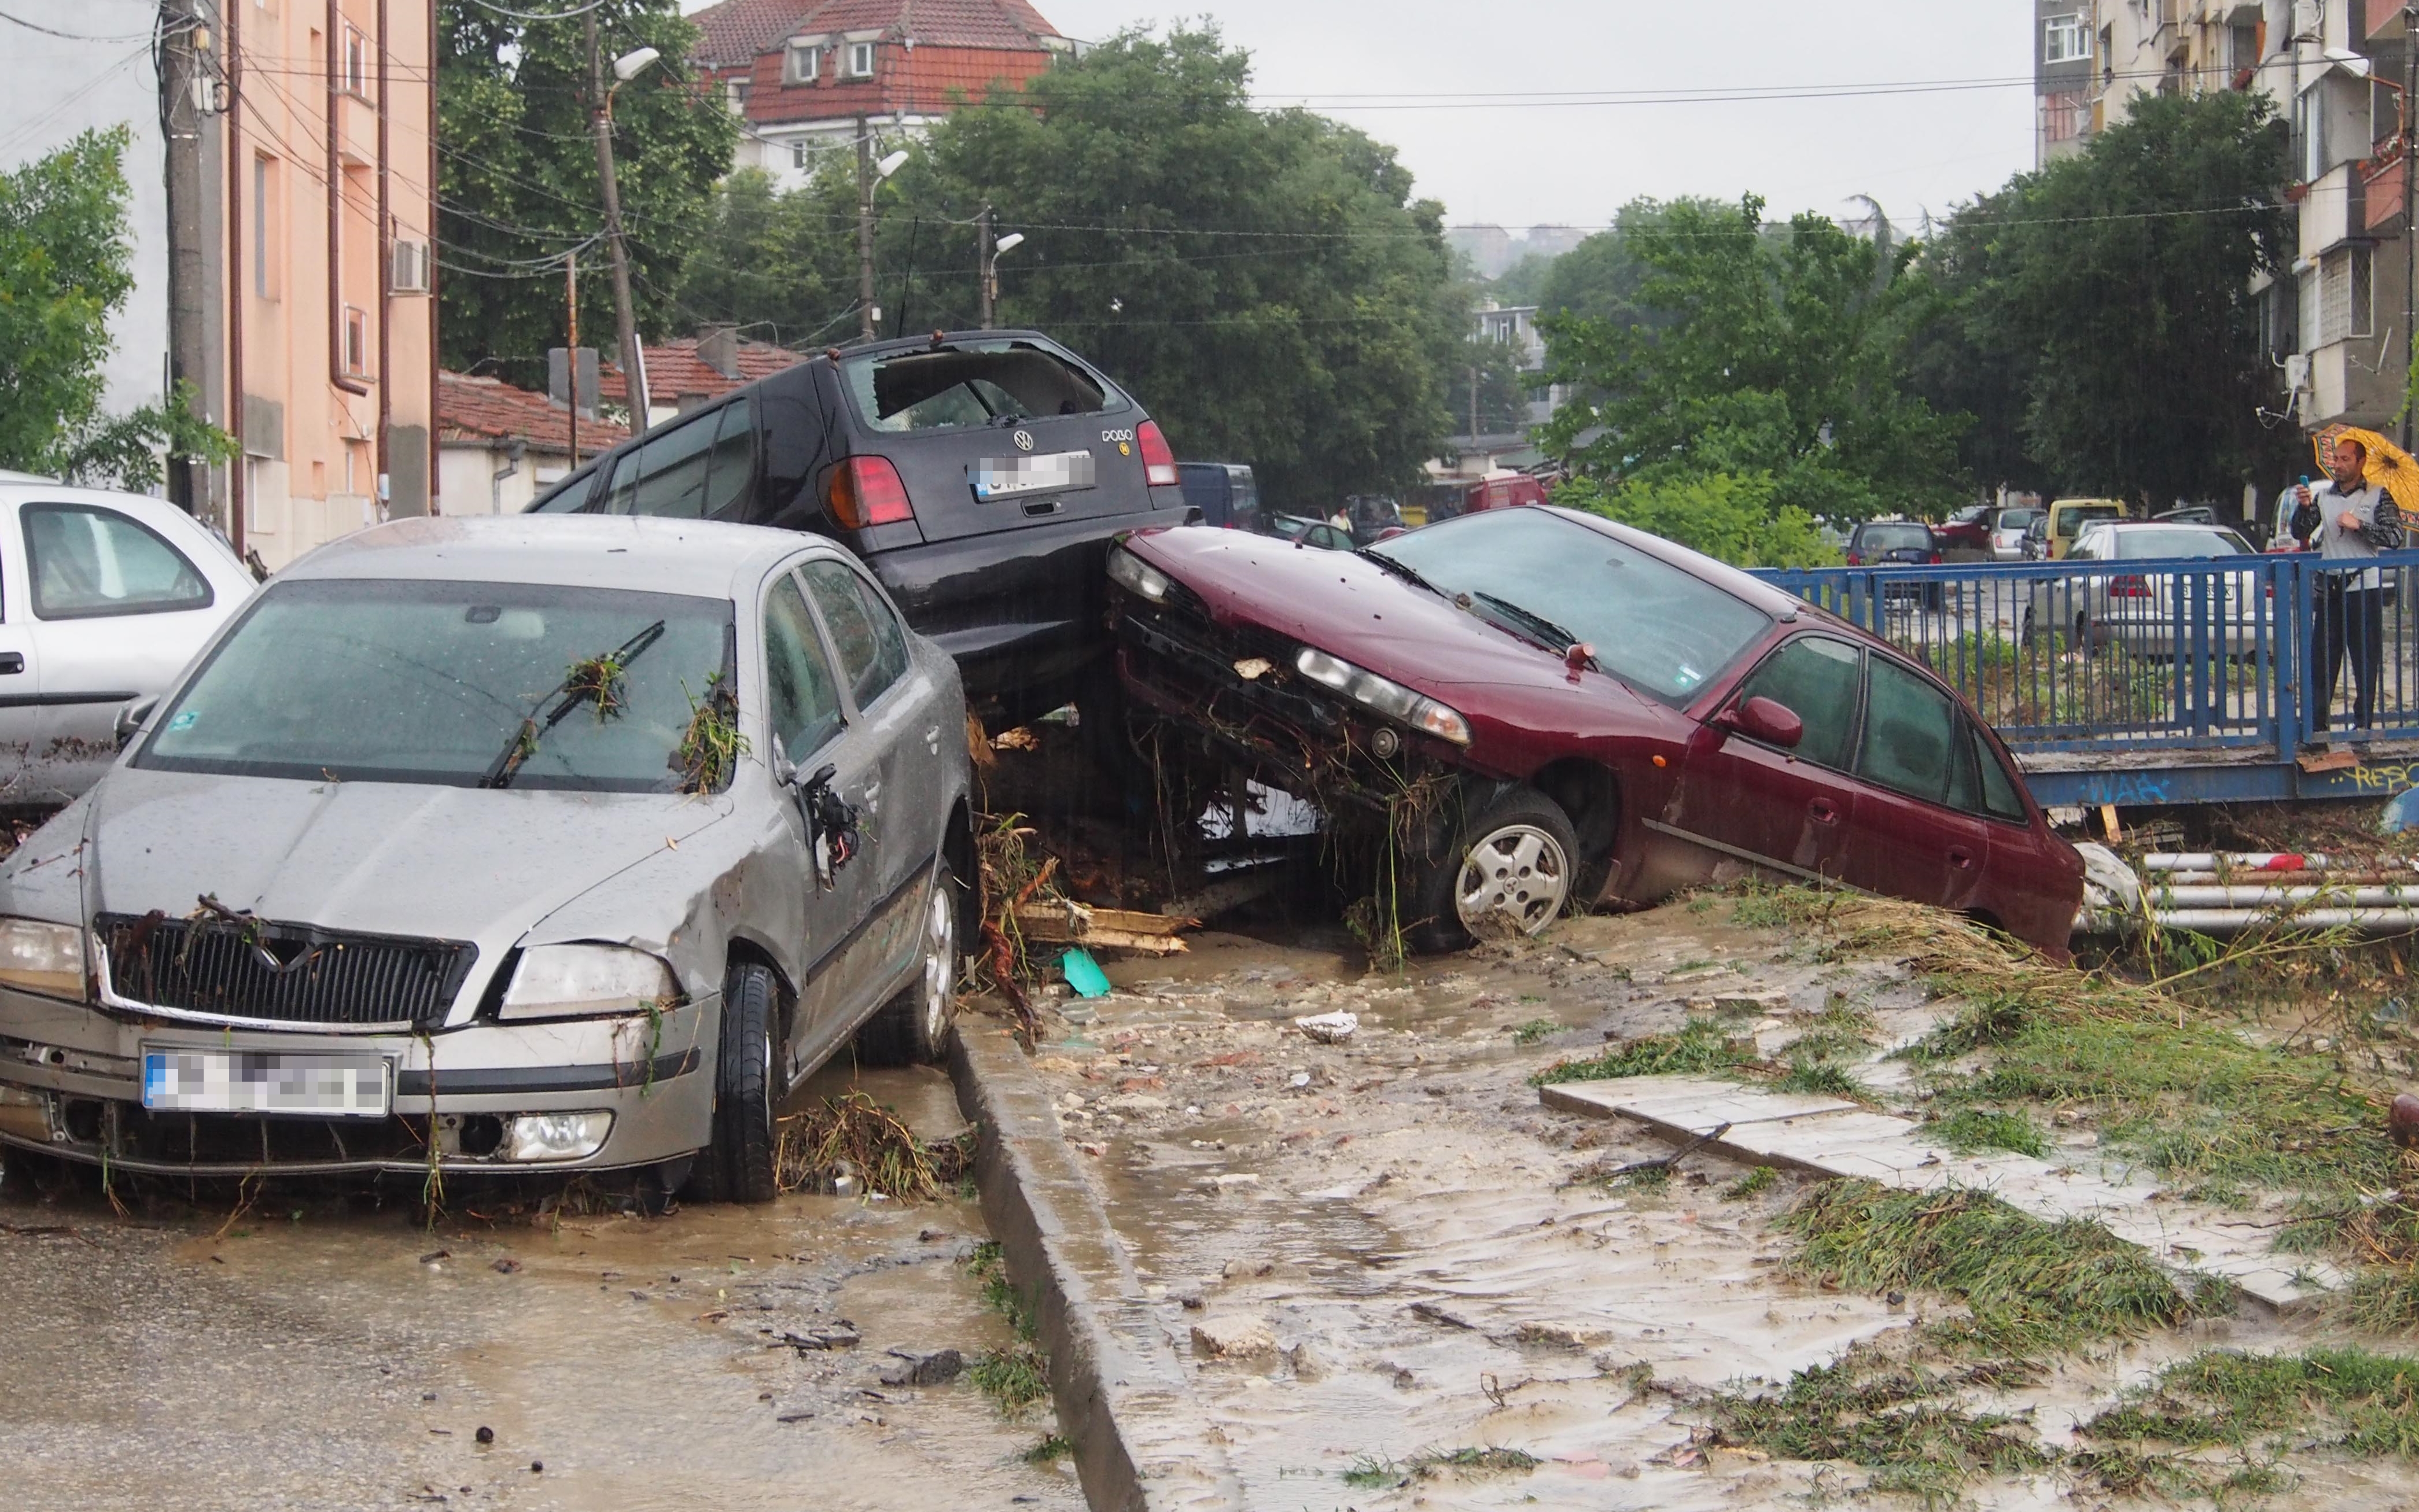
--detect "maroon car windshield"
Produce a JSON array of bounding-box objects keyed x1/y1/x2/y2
[{"x1": 1365, "y1": 510, "x2": 1771, "y2": 704}]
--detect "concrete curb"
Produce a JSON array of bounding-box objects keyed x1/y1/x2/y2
[{"x1": 949, "y1": 1023, "x2": 1245, "y2": 1512}]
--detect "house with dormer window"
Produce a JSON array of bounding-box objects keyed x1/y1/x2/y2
[{"x1": 688, "y1": 0, "x2": 1073, "y2": 186}]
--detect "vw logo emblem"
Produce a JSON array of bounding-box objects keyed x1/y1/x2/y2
[{"x1": 1012, "y1": 430, "x2": 1034, "y2": 452}]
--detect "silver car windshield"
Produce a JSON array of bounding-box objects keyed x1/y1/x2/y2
[
  {"x1": 1366, "y1": 510, "x2": 1770, "y2": 704},
  {"x1": 137, "y1": 579, "x2": 737, "y2": 791}
]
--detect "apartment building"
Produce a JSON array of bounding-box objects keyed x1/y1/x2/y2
[
  {"x1": 2035, "y1": 2, "x2": 2414, "y2": 436},
  {"x1": 688, "y1": 0, "x2": 1070, "y2": 188},
  {"x1": 215, "y1": 1, "x2": 438, "y2": 567}
]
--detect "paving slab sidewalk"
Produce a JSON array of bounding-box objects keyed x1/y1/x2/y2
[{"x1": 1542, "y1": 1074, "x2": 2344, "y2": 1310}]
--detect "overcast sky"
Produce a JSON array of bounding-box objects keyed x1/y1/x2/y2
[
  {"x1": 688, "y1": 2, "x2": 2042, "y2": 231},
  {"x1": 1037, "y1": 1, "x2": 2040, "y2": 230}
]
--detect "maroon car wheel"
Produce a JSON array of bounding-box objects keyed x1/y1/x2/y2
[{"x1": 1407, "y1": 786, "x2": 1579, "y2": 952}]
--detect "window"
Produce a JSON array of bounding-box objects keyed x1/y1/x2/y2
[
  {"x1": 138, "y1": 581, "x2": 734, "y2": 791},
  {"x1": 343, "y1": 305, "x2": 370, "y2": 377},
  {"x1": 1969, "y1": 721, "x2": 2028, "y2": 823},
  {"x1": 252, "y1": 154, "x2": 277, "y2": 299},
  {"x1": 23, "y1": 505, "x2": 213, "y2": 621},
  {"x1": 342, "y1": 25, "x2": 368, "y2": 98},
  {"x1": 594, "y1": 399, "x2": 756, "y2": 521},
  {"x1": 1365, "y1": 510, "x2": 1772, "y2": 706},
  {"x1": 765, "y1": 575, "x2": 845, "y2": 762},
  {"x1": 2354, "y1": 245, "x2": 2376, "y2": 338},
  {"x1": 1856, "y1": 656, "x2": 1960, "y2": 807},
  {"x1": 786, "y1": 42, "x2": 819, "y2": 84},
  {"x1": 2042, "y1": 90, "x2": 2086, "y2": 145},
  {"x1": 792, "y1": 142, "x2": 808, "y2": 169},
  {"x1": 1731, "y1": 636, "x2": 1861, "y2": 772},
  {"x1": 845, "y1": 41, "x2": 875, "y2": 79},
  {"x1": 2043, "y1": 13, "x2": 2089, "y2": 64},
  {"x1": 841, "y1": 341, "x2": 1113, "y2": 433},
  {"x1": 799, "y1": 559, "x2": 908, "y2": 708}
]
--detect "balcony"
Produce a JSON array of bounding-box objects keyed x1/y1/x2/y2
[
  {"x1": 2302, "y1": 164, "x2": 2363, "y2": 256},
  {"x1": 2368, "y1": 153, "x2": 2410, "y2": 234}
]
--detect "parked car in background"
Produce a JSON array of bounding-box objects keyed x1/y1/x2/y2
[
  {"x1": 1427, "y1": 471, "x2": 1551, "y2": 523},
  {"x1": 2019, "y1": 521, "x2": 2265, "y2": 657},
  {"x1": 1108, "y1": 508, "x2": 2084, "y2": 957},
  {"x1": 1844, "y1": 519, "x2": 1947, "y2": 610},
  {"x1": 1270, "y1": 515, "x2": 1357, "y2": 550},
  {"x1": 2040, "y1": 497, "x2": 2127, "y2": 560},
  {"x1": 531, "y1": 330, "x2": 1187, "y2": 728},
  {"x1": 1992, "y1": 507, "x2": 2045, "y2": 561},
  {"x1": 1343, "y1": 494, "x2": 1408, "y2": 545},
  {"x1": 0, "y1": 516, "x2": 974, "y2": 1201},
  {"x1": 2155, "y1": 504, "x2": 2218, "y2": 526},
  {"x1": 0, "y1": 473, "x2": 258, "y2": 806},
  {"x1": 1935, "y1": 505, "x2": 1995, "y2": 558},
  {"x1": 1177, "y1": 463, "x2": 1263, "y2": 532}
]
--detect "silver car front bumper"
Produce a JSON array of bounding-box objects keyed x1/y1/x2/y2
[{"x1": 0, "y1": 986, "x2": 719, "y2": 1178}]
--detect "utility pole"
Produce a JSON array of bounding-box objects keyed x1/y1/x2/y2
[
  {"x1": 856, "y1": 119, "x2": 877, "y2": 339},
  {"x1": 977, "y1": 203, "x2": 995, "y2": 330},
  {"x1": 2404, "y1": 3, "x2": 2417, "y2": 451},
  {"x1": 585, "y1": 10, "x2": 650, "y2": 438},
  {"x1": 565, "y1": 248, "x2": 579, "y2": 465},
  {"x1": 161, "y1": 0, "x2": 215, "y2": 519}
]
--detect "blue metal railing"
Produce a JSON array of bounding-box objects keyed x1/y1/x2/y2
[{"x1": 1751, "y1": 552, "x2": 2419, "y2": 780}]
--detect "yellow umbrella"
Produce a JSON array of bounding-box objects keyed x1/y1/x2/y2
[{"x1": 2313, "y1": 425, "x2": 2419, "y2": 516}]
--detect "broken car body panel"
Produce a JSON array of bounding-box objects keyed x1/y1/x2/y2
[{"x1": 1113, "y1": 509, "x2": 2083, "y2": 955}]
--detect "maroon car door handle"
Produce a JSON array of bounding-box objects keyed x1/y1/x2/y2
[
  {"x1": 1948, "y1": 847, "x2": 1976, "y2": 870},
  {"x1": 1807, "y1": 799, "x2": 1840, "y2": 825}
]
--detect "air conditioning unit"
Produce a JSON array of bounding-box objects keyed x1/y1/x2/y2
[
  {"x1": 2285, "y1": 352, "x2": 2313, "y2": 393},
  {"x1": 389, "y1": 238, "x2": 430, "y2": 295}
]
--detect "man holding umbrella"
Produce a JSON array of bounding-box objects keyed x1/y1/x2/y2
[{"x1": 2291, "y1": 430, "x2": 2407, "y2": 738}]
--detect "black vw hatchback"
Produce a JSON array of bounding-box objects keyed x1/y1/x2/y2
[{"x1": 532, "y1": 330, "x2": 1189, "y2": 724}]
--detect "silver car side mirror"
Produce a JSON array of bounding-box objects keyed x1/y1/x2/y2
[{"x1": 115, "y1": 696, "x2": 160, "y2": 753}]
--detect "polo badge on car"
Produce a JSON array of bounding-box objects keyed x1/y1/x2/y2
[{"x1": 1012, "y1": 430, "x2": 1034, "y2": 452}]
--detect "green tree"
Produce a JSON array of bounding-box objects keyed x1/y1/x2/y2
[
  {"x1": 1910, "y1": 90, "x2": 2292, "y2": 504},
  {"x1": 0, "y1": 127, "x2": 233, "y2": 489},
  {"x1": 691, "y1": 28, "x2": 1465, "y2": 512},
  {"x1": 1559, "y1": 471, "x2": 1836, "y2": 568},
  {"x1": 1439, "y1": 331, "x2": 1532, "y2": 437},
  {"x1": 1538, "y1": 194, "x2": 1967, "y2": 526},
  {"x1": 437, "y1": 0, "x2": 737, "y2": 388},
  {"x1": 678, "y1": 168, "x2": 857, "y2": 348}
]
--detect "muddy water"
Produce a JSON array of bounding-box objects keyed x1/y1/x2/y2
[
  {"x1": 1035, "y1": 909, "x2": 2419, "y2": 1510},
  {"x1": 0, "y1": 1065, "x2": 1080, "y2": 1512}
]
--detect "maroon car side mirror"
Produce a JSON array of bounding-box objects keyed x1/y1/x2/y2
[{"x1": 1721, "y1": 695, "x2": 1804, "y2": 748}]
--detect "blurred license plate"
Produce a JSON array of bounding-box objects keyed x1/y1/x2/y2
[
  {"x1": 970, "y1": 450, "x2": 1095, "y2": 500},
  {"x1": 142, "y1": 1048, "x2": 390, "y2": 1117}
]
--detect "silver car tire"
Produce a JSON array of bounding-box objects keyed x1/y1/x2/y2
[
  {"x1": 689, "y1": 959, "x2": 782, "y2": 1205},
  {"x1": 1405, "y1": 785, "x2": 1582, "y2": 954}
]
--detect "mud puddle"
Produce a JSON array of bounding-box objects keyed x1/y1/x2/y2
[{"x1": 0, "y1": 1065, "x2": 1078, "y2": 1512}]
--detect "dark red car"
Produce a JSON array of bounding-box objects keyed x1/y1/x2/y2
[{"x1": 1108, "y1": 507, "x2": 2083, "y2": 955}]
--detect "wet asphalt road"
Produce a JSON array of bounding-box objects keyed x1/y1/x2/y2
[{"x1": 0, "y1": 1064, "x2": 1082, "y2": 1512}]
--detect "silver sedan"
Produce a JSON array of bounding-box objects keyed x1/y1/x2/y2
[
  {"x1": 0, "y1": 516, "x2": 973, "y2": 1203},
  {"x1": 2017, "y1": 522, "x2": 2269, "y2": 658}
]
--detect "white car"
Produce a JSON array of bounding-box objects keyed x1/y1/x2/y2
[
  {"x1": 0, "y1": 473, "x2": 257, "y2": 805},
  {"x1": 1992, "y1": 507, "x2": 2045, "y2": 562}
]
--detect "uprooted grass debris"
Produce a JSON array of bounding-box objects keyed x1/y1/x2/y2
[
  {"x1": 773, "y1": 1091, "x2": 973, "y2": 1201},
  {"x1": 2086, "y1": 1347, "x2": 2419, "y2": 1458},
  {"x1": 1339, "y1": 1446, "x2": 1538, "y2": 1489},
  {"x1": 1531, "y1": 1016, "x2": 1757, "y2": 1085}
]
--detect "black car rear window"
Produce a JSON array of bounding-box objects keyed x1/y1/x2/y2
[
  {"x1": 1854, "y1": 523, "x2": 1933, "y2": 553},
  {"x1": 842, "y1": 341, "x2": 1112, "y2": 433}
]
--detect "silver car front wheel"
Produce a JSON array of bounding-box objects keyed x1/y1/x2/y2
[{"x1": 1453, "y1": 823, "x2": 1572, "y2": 937}]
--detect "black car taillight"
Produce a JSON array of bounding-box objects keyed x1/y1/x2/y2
[{"x1": 827, "y1": 456, "x2": 913, "y2": 529}]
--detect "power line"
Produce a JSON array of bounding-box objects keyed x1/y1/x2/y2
[{"x1": 0, "y1": 8, "x2": 155, "y2": 42}]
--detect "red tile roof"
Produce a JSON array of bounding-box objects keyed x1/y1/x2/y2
[
  {"x1": 743, "y1": 43, "x2": 1053, "y2": 123},
  {"x1": 692, "y1": 0, "x2": 1060, "y2": 64},
  {"x1": 596, "y1": 335, "x2": 808, "y2": 405},
  {"x1": 438, "y1": 372, "x2": 627, "y2": 459}
]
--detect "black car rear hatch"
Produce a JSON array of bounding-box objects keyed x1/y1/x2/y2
[{"x1": 839, "y1": 337, "x2": 1158, "y2": 543}]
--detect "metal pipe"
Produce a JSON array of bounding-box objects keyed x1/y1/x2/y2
[
  {"x1": 2153, "y1": 908, "x2": 2419, "y2": 931},
  {"x1": 2151, "y1": 886, "x2": 2419, "y2": 905},
  {"x1": 2155, "y1": 871, "x2": 2419, "y2": 885},
  {"x1": 2141, "y1": 852, "x2": 2344, "y2": 871}
]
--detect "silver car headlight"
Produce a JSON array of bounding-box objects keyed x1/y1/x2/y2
[
  {"x1": 0, "y1": 917, "x2": 90, "y2": 1001},
  {"x1": 1293, "y1": 648, "x2": 1472, "y2": 746},
  {"x1": 500, "y1": 944, "x2": 679, "y2": 1021},
  {"x1": 1107, "y1": 545, "x2": 1172, "y2": 603}
]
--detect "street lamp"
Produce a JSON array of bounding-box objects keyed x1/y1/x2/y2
[
  {"x1": 586, "y1": 19, "x2": 660, "y2": 436},
  {"x1": 979, "y1": 213, "x2": 1024, "y2": 329},
  {"x1": 856, "y1": 146, "x2": 911, "y2": 337}
]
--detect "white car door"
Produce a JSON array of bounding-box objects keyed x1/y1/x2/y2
[
  {"x1": 18, "y1": 497, "x2": 244, "y2": 803},
  {"x1": 0, "y1": 500, "x2": 43, "y2": 798}
]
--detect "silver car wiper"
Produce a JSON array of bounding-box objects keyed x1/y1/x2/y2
[{"x1": 480, "y1": 620, "x2": 668, "y2": 790}]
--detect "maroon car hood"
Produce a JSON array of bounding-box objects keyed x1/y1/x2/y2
[{"x1": 1128, "y1": 528, "x2": 1653, "y2": 699}]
